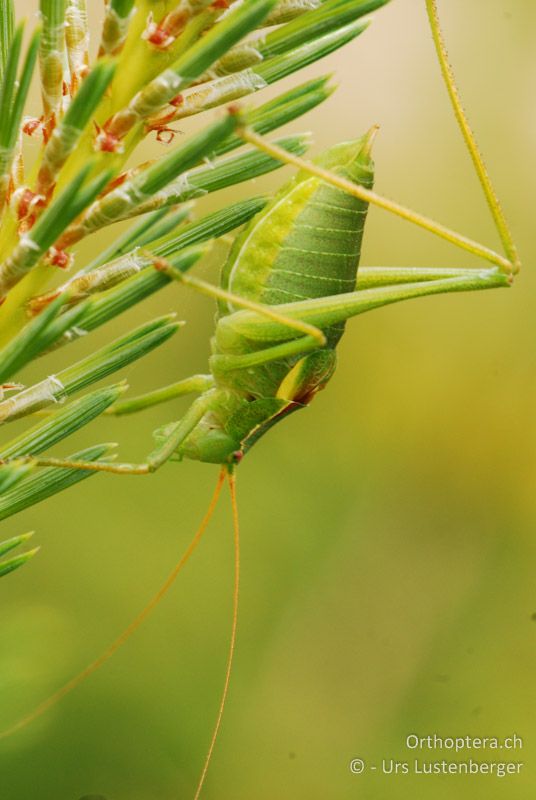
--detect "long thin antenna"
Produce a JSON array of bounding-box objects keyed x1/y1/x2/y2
[
  {"x1": 0, "y1": 467, "x2": 227, "y2": 741},
  {"x1": 425, "y1": 0, "x2": 520, "y2": 274},
  {"x1": 193, "y1": 470, "x2": 241, "y2": 800}
]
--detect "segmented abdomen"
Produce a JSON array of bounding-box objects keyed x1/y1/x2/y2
[
  {"x1": 214, "y1": 137, "x2": 374, "y2": 398},
  {"x1": 259, "y1": 181, "x2": 368, "y2": 346},
  {"x1": 222, "y1": 138, "x2": 373, "y2": 346}
]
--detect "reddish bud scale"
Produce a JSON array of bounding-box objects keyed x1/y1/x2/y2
[
  {"x1": 0, "y1": 384, "x2": 24, "y2": 392},
  {"x1": 36, "y1": 167, "x2": 57, "y2": 202},
  {"x1": 42, "y1": 116, "x2": 56, "y2": 146},
  {"x1": 22, "y1": 114, "x2": 55, "y2": 146},
  {"x1": 145, "y1": 24, "x2": 176, "y2": 49},
  {"x1": 55, "y1": 227, "x2": 82, "y2": 251},
  {"x1": 94, "y1": 121, "x2": 124, "y2": 153},
  {"x1": 13, "y1": 189, "x2": 46, "y2": 232},
  {"x1": 27, "y1": 290, "x2": 61, "y2": 315},
  {"x1": 98, "y1": 109, "x2": 138, "y2": 147},
  {"x1": 106, "y1": 173, "x2": 129, "y2": 192},
  {"x1": 4, "y1": 176, "x2": 15, "y2": 205},
  {"x1": 143, "y1": 7, "x2": 195, "y2": 51},
  {"x1": 22, "y1": 118, "x2": 43, "y2": 138},
  {"x1": 46, "y1": 247, "x2": 73, "y2": 269},
  {"x1": 105, "y1": 161, "x2": 152, "y2": 193},
  {"x1": 69, "y1": 64, "x2": 90, "y2": 95}
]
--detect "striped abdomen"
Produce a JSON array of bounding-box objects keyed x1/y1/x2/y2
[
  {"x1": 214, "y1": 135, "x2": 375, "y2": 397},
  {"x1": 178, "y1": 136, "x2": 376, "y2": 462},
  {"x1": 222, "y1": 137, "x2": 373, "y2": 341}
]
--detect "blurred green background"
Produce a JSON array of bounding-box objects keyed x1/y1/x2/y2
[{"x1": 1, "y1": 1, "x2": 535, "y2": 798}]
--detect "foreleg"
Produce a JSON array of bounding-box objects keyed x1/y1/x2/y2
[{"x1": 27, "y1": 393, "x2": 214, "y2": 475}]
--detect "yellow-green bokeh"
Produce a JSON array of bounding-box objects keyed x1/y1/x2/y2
[{"x1": 1, "y1": 1, "x2": 535, "y2": 798}]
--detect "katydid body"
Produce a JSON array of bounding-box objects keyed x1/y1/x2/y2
[
  {"x1": 181, "y1": 123, "x2": 509, "y2": 464},
  {"x1": 31, "y1": 129, "x2": 509, "y2": 476},
  {"x1": 167, "y1": 133, "x2": 375, "y2": 463}
]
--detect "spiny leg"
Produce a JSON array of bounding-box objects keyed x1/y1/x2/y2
[
  {"x1": 355, "y1": 265, "x2": 488, "y2": 289},
  {"x1": 0, "y1": 468, "x2": 227, "y2": 741},
  {"x1": 219, "y1": 269, "x2": 511, "y2": 345},
  {"x1": 202, "y1": 267, "x2": 511, "y2": 374},
  {"x1": 151, "y1": 254, "x2": 327, "y2": 346},
  {"x1": 193, "y1": 266, "x2": 512, "y2": 374},
  {"x1": 151, "y1": 253, "x2": 332, "y2": 375},
  {"x1": 211, "y1": 334, "x2": 320, "y2": 374},
  {"x1": 32, "y1": 391, "x2": 215, "y2": 475}
]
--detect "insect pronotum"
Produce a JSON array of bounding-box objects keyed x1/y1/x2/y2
[{"x1": 1, "y1": 2, "x2": 520, "y2": 798}]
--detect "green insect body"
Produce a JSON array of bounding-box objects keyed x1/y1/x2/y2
[{"x1": 165, "y1": 133, "x2": 374, "y2": 464}]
